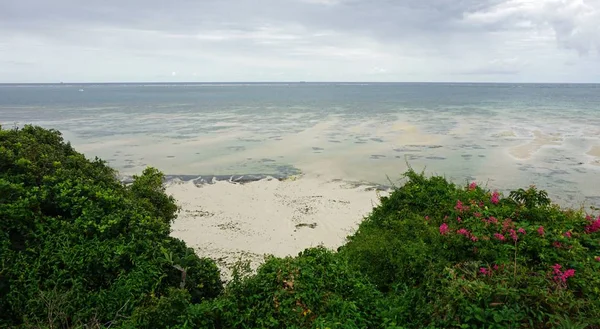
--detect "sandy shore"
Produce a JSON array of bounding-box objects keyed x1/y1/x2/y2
[
  {"x1": 509, "y1": 130, "x2": 562, "y2": 160},
  {"x1": 167, "y1": 175, "x2": 386, "y2": 280}
]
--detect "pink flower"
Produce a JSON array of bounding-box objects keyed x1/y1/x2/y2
[
  {"x1": 479, "y1": 201, "x2": 484, "y2": 208},
  {"x1": 563, "y1": 231, "x2": 572, "y2": 238},
  {"x1": 440, "y1": 223, "x2": 449, "y2": 235},
  {"x1": 474, "y1": 212, "x2": 482, "y2": 218},
  {"x1": 585, "y1": 216, "x2": 600, "y2": 234},
  {"x1": 595, "y1": 256, "x2": 600, "y2": 262},
  {"x1": 471, "y1": 235, "x2": 479, "y2": 242},
  {"x1": 493, "y1": 264, "x2": 499, "y2": 271},
  {"x1": 479, "y1": 267, "x2": 489, "y2": 275},
  {"x1": 457, "y1": 228, "x2": 470, "y2": 237},
  {"x1": 518, "y1": 228, "x2": 526, "y2": 235},
  {"x1": 509, "y1": 229, "x2": 518, "y2": 242},
  {"x1": 537, "y1": 226, "x2": 545, "y2": 236},
  {"x1": 457, "y1": 217, "x2": 462, "y2": 223},
  {"x1": 562, "y1": 269, "x2": 575, "y2": 281},
  {"x1": 494, "y1": 233, "x2": 506, "y2": 241},
  {"x1": 553, "y1": 241, "x2": 562, "y2": 248},
  {"x1": 425, "y1": 216, "x2": 430, "y2": 221},
  {"x1": 487, "y1": 216, "x2": 498, "y2": 225},
  {"x1": 552, "y1": 264, "x2": 575, "y2": 283},
  {"x1": 469, "y1": 182, "x2": 477, "y2": 190},
  {"x1": 455, "y1": 200, "x2": 468, "y2": 213},
  {"x1": 502, "y1": 219, "x2": 513, "y2": 231},
  {"x1": 491, "y1": 191, "x2": 500, "y2": 204},
  {"x1": 552, "y1": 264, "x2": 562, "y2": 274}
]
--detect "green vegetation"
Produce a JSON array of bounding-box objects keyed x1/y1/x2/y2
[{"x1": 2, "y1": 125, "x2": 599, "y2": 328}]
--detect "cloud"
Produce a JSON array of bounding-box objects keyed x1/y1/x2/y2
[{"x1": 0, "y1": 0, "x2": 598, "y2": 82}]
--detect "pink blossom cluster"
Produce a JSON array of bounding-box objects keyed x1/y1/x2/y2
[
  {"x1": 494, "y1": 233, "x2": 506, "y2": 241},
  {"x1": 552, "y1": 264, "x2": 575, "y2": 283},
  {"x1": 440, "y1": 223, "x2": 449, "y2": 235},
  {"x1": 469, "y1": 182, "x2": 477, "y2": 190},
  {"x1": 537, "y1": 226, "x2": 545, "y2": 236},
  {"x1": 491, "y1": 191, "x2": 500, "y2": 204},
  {"x1": 480, "y1": 264, "x2": 500, "y2": 276},
  {"x1": 483, "y1": 216, "x2": 499, "y2": 225},
  {"x1": 502, "y1": 218, "x2": 514, "y2": 231},
  {"x1": 456, "y1": 228, "x2": 479, "y2": 241},
  {"x1": 585, "y1": 215, "x2": 600, "y2": 234},
  {"x1": 509, "y1": 229, "x2": 518, "y2": 242},
  {"x1": 455, "y1": 200, "x2": 468, "y2": 213}
]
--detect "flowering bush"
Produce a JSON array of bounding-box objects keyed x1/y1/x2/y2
[{"x1": 342, "y1": 169, "x2": 600, "y2": 328}]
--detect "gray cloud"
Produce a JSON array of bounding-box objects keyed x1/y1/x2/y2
[{"x1": 0, "y1": 0, "x2": 598, "y2": 82}]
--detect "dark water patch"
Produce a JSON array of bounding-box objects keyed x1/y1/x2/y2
[
  {"x1": 329, "y1": 140, "x2": 341, "y2": 143},
  {"x1": 573, "y1": 167, "x2": 587, "y2": 174},
  {"x1": 425, "y1": 156, "x2": 446, "y2": 160},
  {"x1": 397, "y1": 154, "x2": 421, "y2": 160},
  {"x1": 239, "y1": 138, "x2": 262, "y2": 142},
  {"x1": 405, "y1": 144, "x2": 443, "y2": 149},
  {"x1": 370, "y1": 155, "x2": 386, "y2": 160},
  {"x1": 478, "y1": 155, "x2": 486, "y2": 158},
  {"x1": 260, "y1": 158, "x2": 276, "y2": 163},
  {"x1": 549, "y1": 169, "x2": 569, "y2": 175},
  {"x1": 393, "y1": 148, "x2": 421, "y2": 152},
  {"x1": 124, "y1": 154, "x2": 134, "y2": 157},
  {"x1": 312, "y1": 147, "x2": 324, "y2": 151},
  {"x1": 246, "y1": 158, "x2": 253, "y2": 160},
  {"x1": 166, "y1": 156, "x2": 176, "y2": 158},
  {"x1": 354, "y1": 140, "x2": 367, "y2": 144},
  {"x1": 458, "y1": 144, "x2": 485, "y2": 150},
  {"x1": 584, "y1": 196, "x2": 600, "y2": 206},
  {"x1": 123, "y1": 164, "x2": 135, "y2": 169},
  {"x1": 461, "y1": 154, "x2": 473, "y2": 159},
  {"x1": 106, "y1": 158, "x2": 116, "y2": 162},
  {"x1": 370, "y1": 138, "x2": 384, "y2": 143},
  {"x1": 227, "y1": 146, "x2": 246, "y2": 151}
]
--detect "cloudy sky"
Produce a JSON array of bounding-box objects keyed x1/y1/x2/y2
[{"x1": 1, "y1": 0, "x2": 598, "y2": 83}]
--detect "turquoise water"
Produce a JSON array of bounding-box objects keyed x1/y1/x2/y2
[{"x1": 1, "y1": 83, "x2": 599, "y2": 206}]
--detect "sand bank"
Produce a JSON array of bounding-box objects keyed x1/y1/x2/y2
[
  {"x1": 167, "y1": 175, "x2": 386, "y2": 280},
  {"x1": 509, "y1": 130, "x2": 562, "y2": 160},
  {"x1": 588, "y1": 145, "x2": 600, "y2": 166}
]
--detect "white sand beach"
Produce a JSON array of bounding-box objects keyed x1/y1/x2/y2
[{"x1": 167, "y1": 175, "x2": 387, "y2": 280}]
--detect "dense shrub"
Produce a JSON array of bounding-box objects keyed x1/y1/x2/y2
[
  {"x1": 186, "y1": 247, "x2": 384, "y2": 329},
  {"x1": 0, "y1": 125, "x2": 222, "y2": 328},
  {"x1": 341, "y1": 169, "x2": 600, "y2": 328}
]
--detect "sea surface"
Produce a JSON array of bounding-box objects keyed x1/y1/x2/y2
[{"x1": 1, "y1": 82, "x2": 599, "y2": 207}]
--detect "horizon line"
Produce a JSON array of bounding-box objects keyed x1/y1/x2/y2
[{"x1": 1, "y1": 81, "x2": 599, "y2": 85}]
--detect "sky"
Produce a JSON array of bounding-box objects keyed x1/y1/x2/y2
[{"x1": 0, "y1": 0, "x2": 599, "y2": 83}]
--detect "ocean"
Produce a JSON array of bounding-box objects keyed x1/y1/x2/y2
[{"x1": 1, "y1": 82, "x2": 599, "y2": 207}]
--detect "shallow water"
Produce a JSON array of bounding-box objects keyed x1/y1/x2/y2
[{"x1": 1, "y1": 82, "x2": 599, "y2": 207}]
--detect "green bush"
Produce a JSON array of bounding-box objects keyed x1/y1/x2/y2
[
  {"x1": 0, "y1": 125, "x2": 222, "y2": 328},
  {"x1": 341, "y1": 169, "x2": 600, "y2": 328},
  {"x1": 187, "y1": 247, "x2": 384, "y2": 329}
]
